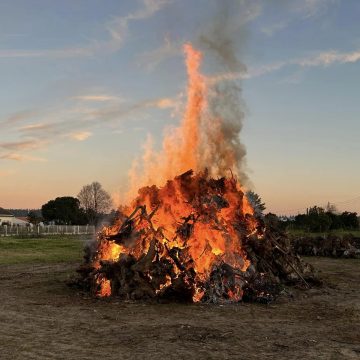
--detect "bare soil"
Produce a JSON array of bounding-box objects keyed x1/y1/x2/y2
[{"x1": 0, "y1": 258, "x2": 359, "y2": 359}]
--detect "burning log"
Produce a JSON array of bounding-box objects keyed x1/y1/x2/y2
[{"x1": 71, "y1": 170, "x2": 319, "y2": 304}]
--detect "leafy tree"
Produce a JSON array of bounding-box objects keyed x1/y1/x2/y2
[
  {"x1": 291, "y1": 205, "x2": 359, "y2": 233},
  {"x1": 77, "y1": 182, "x2": 112, "y2": 225},
  {"x1": 294, "y1": 214, "x2": 308, "y2": 229},
  {"x1": 264, "y1": 212, "x2": 287, "y2": 231},
  {"x1": 340, "y1": 211, "x2": 359, "y2": 229},
  {"x1": 307, "y1": 206, "x2": 332, "y2": 232},
  {"x1": 41, "y1": 197, "x2": 87, "y2": 225},
  {"x1": 326, "y1": 211, "x2": 343, "y2": 230},
  {"x1": 246, "y1": 191, "x2": 266, "y2": 217},
  {"x1": 27, "y1": 210, "x2": 43, "y2": 225}
]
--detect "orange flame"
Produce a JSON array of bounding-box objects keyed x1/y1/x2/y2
[
  {"x1": 95, "y1": 171, "x2": 257, "y2": 301},
  {"x1": 129, "y1": 43, "x2": 210, "y2": 199},
  {"x1": 94, "y1": 43, "x2": 257, "y2": 301}
]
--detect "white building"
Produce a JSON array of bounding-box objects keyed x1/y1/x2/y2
[
  {"x1": 0, "y1": 208, "x2": 31, "y2": 226},
  {"x1": 12, "y1": 217, "x2": 30, "y2": 226},
  {"x1": 0, "y1": 208, "x2": 15, "y2": 225}
]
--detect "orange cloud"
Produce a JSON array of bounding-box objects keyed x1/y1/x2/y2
[
  {"x1": 68, "y1": 131, "x2": 92, "y2": 141},
  {"x1": 0, "y1": 153, "x2": 46, "y2": 162}
]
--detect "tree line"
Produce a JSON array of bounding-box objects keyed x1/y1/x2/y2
[
  {"x1": 290, "y1": 205, "x2": 359, "y2": 232},
  {"x1": 246, "y1": 193, "x2": 359, "y2": 233},
  {"x1": 7, "y1": 190, "x2": 359, "y2": 232},
  {"x1": 26, "y1": 181, "x2": 114, "y2": 226}
]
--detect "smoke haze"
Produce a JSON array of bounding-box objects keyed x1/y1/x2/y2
[{"x1": 127, "y1": 0, "x2": 252, "y2": 200}]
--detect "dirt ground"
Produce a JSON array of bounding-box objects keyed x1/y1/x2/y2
[{"x1": 0, "y1": 258, "x2": 359, "y2": 360}]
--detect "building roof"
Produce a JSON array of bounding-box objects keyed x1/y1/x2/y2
[
  {"x1": 0, "y1": 208, "x2": 14, "y2": 217},
  {"x1": 16, "y1": 216, "x2": 29, "y2": 222},
  {"x1": 13, "y1": 217, "x2": 29, "y2": 225}
]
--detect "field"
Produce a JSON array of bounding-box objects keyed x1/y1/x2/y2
[
  {"x1": 0, "y1": 236, "x2": 85, "y2": 265},
  {"x1": 0, "y1": 237, "x2": 359, "y2": 359}
]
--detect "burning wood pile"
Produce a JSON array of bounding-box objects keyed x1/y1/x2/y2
[
  {"x1": 74, "y1": 170, "x2": 318, "y2": 304},
  {"x1": 292, "y1": 234, "x2": 360, "y2": 258},
  {"x1": 72, "y1": 42, "x2": 320, "y2": 304}
]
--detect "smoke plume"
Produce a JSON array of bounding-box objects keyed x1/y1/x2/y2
[
  {"x1": 127, "y1": 0, "x2": 251, "y2": 200},
  {"x1": 198, "y1": 0, "x2": 249, "y2": 183}
]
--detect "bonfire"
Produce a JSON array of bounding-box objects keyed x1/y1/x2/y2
[{"x1": 73, "y1": 43, "x2": 317, "y2": 303}]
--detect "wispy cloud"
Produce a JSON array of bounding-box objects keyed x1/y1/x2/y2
[
  {"x1": 209, "y1": 47, "x2": 360, "y2": 83},
  {"x1": 260, "y1": 0, "x2": 337, "y2": 37},
  {"x1": 295, "y1": 0, "x2": 336, "y2": 18},
  {"x1": 72, "y1": 95, "x2": 122, "y2": 102},
  {"x1": 0, "y1": 92, "x2": 180, "y2": 162},
  {"x1": 238, "y1": 1, "x2": 263, "y2": 25},
  {"x1": 2, "y1": 41, "x2": 357, "y2": 165},
  {"x1": 68, "y1": 131, "x2": 92, "y2": 141},
  {"x1": 0, "y1": 110, "x2": 38, "y2": 129},
  {"x1": 261, "y1": 21, "x2": 289, "y2": 37},
  {"x1": 0, "y1": 48, "x2": 91, "y2": 59},
  {"x1": 0, "y1": 153, "x2": 46, "y2": 162},
  {"x1": 296, "y1": 49, "x2": 360, "y2": 66},
  {"x1": 0, "y1": 139, "x2": 49, "y2": 162},
  {"x1": 0, "y1": 0, "x2": 170, "y2": 59},
  {"x1": 137, "y1": 36, "x2": 181, "y2": 70},
  {"x1": 100, "y1": 0, "x2": 171, "y2": 53},
  {"x1": 0, "y1": 139, "x2": 47, "y2": 151},
  {"x1": 19, "y1": 123, "x2": 52, "y2": 131},
  {"x1": 145, "y1": 97, "x2": 180, "y2": 109}
]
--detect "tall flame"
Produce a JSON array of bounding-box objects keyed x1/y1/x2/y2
[
  {"x1": 128, "y1": 43, "x2": 245, "y2": 200},
  {"x1": 94, "y1": 43, "x2": 255, "y2": 301}
]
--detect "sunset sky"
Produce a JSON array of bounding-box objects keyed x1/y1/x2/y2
[{"x1": 1, "y1": 0, "x2": 359, "y2": 215}]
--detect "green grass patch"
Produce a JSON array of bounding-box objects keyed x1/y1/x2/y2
[{"x1": 0, "y1": 235, "x2": 90, "y2": 265}]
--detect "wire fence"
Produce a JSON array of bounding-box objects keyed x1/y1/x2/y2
[{"x1": 0, "y1": 224, "x2": 96, "y2": 237}]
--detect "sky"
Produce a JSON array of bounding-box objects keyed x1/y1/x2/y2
[{"x1": 0, "y1": 0, "x2": 359, "y2": 215}]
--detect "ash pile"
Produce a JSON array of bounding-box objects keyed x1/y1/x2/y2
[
  {"x1": 292, "y1": 234, "x2": 360, "y2": 258},
  {"x1": 73, "y1": 170, "x2": 319, "y2": 304}
]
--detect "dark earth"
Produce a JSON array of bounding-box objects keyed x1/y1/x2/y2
[{"x1": 0, "y1": 257, "x2": 359, "y2": 359}]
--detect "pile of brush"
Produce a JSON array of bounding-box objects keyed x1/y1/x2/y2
[
  {"x1": 72, "y1": 170, "x2": 319, "y2": 304},
  {"x1": 292, "y1": 234, "x2": 360, "y2": 258}
]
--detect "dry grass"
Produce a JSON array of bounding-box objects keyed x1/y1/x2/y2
[{"x1": 0, "y1": 238, "x2": 359, "y2": 359}]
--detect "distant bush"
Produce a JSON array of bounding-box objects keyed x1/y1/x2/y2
[{"x1": 290, "y1": 206, "x2": 359, "y2": 233}]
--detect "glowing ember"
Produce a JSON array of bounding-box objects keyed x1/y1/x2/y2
[{"x1": 93, "y1": 169, "x2": 259, "y2": 302}]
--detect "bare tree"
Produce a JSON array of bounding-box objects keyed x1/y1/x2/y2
[{"x1": 78, "y1": 182, "x2": 112, "y2": 224}]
